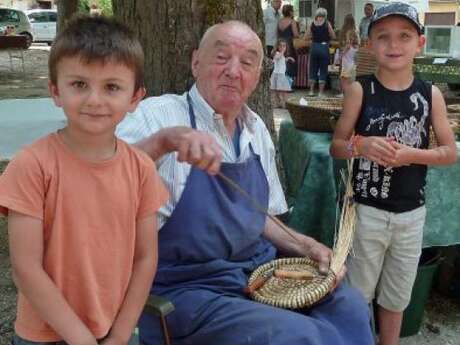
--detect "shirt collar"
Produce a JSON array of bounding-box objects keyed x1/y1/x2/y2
[{"x1": 188, "y1": 83, "x2": 257, "y2": 134}]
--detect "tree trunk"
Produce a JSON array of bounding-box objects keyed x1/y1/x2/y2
[
  {"x1": 57, "y1": 0, "x2": 79, "y2": 33},
  {"x1": 112, "y1": 0, "x2": 274, "y2": 136}
]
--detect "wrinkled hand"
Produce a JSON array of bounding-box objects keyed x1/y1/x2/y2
[
  {"x1": 307, "y1": 239, "x2": 346, "y2": 288},
  {"x1": 357, "y1": 136, "x2": 397, "y2": 167},
  {"x1": 307, "y1": 239, "x2": 332, "y2": 275},
  {"x1": 163, "y1": 127, "x2": 223, "y2": 175}
]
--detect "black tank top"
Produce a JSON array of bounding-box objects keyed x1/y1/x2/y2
[
  {"x1": 311, "y1": 21, "x2": 330, "y2": 43},
  {"x1": 352, "y1": 75, "x2": 432, "y2": 213}
]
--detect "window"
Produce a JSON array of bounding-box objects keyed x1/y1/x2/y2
[
  {"x1": 0, "y1": 9, "x2": 20, "y2": 23},
  {"x1": 49, "y1": 12, "x2": 57, "y2": 22},
  {"x1": 28, "y1": 12, "x2": 48, "y2": 23},
  {"x1": 299, "y1": 0, "x2": 313, "y2": 18}
]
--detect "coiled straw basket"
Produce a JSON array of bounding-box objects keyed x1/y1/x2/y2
[
  {"x1": 286, "y1": 97, "x2": 342, "y2": 132},
  {"x1": 248, "y1": 160, "x2": 356, "y2": 309}
]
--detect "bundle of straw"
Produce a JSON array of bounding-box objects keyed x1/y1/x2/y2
[{"x1": 330, "y1": 159, "x2": 356, "y2": 276}]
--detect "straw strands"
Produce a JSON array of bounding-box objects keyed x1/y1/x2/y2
[{"x1": 330, "y1": 159, "x2": 356, "y2": 275}]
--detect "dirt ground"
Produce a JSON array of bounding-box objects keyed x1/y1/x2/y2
[{"x1": 0, "y1": 45, "x2": 459, "y2": 345}]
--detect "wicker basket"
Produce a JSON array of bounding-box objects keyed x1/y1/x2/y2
[
  {"x1": 356, "y1": 47, "x2": 377, "y2": 77},
  {"x1": 286, "y1": 97, "x2": 342, "y2": 132},
  {"x1": 248, "y1": 257, "x2": 336, "y2": 309}
]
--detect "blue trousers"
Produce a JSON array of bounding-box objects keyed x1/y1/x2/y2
[{"x1": 309, "y1": 42, "x2": 330, "y2": 83}]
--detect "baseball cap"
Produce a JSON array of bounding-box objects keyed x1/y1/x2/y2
[{"x1": 368, "y1": 2, "x2": 424, "y2": 36}]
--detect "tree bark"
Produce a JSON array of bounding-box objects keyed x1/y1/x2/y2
[
  {"x1": 57, "y1": 0, "x2": 79, "y2": 33},
  {"x1": 112, "y1": 0, "x2": 274, "y2": 136}
]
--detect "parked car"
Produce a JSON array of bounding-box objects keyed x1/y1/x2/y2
[
  {"x1": 26, "y1": 9, "x2": 56, "y2": 45},
  {"x1": 0, "y1": 7, "x2": 33, "y2": 48}
]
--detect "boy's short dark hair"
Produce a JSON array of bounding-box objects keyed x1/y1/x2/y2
[{"x1": 49, "y1": 15, "x2": 144, "y2": 91}]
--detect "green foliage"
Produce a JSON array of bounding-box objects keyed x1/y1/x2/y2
[
  {"x1": 98, "y1": 0, "x2": 113, "y2": 16},
  {"x1": 78, "y1": 0, "x2": 90, "y2": 13},
  {"x1": 78, "y1": 0, "x2": 113, "y2": 16}
]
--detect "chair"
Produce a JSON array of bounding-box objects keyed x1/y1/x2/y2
[{"x1": 143, "y1": 295, "x2": 175, "y2": 345}]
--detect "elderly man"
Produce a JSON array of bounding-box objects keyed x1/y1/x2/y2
[
  {"x1": 359, "y1": 2, "x2": 374, "y2": 42},
  {"x1": 117, "y1": 21, "x2": 374, "y2": 345},
  {"x1": 263, "y1": 0, "x2": 282, "y2": 55}
]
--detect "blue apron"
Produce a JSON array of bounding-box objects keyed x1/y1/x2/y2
[{"x1": 138, "y1": 95, "x2": 374, "y2": 345}]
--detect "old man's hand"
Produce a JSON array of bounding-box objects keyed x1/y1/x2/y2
[
  {"x1": 161, "y1": 126, "x2": 223, "y2": 175},
  {"x1": 307, "y1": 239, "x2": 347, "y2": 287}
]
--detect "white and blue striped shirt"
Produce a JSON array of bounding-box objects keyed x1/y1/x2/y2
[{"x1": 116, "y1": 84, "x2": 288, "y2": 228}]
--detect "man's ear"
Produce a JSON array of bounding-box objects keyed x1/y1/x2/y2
[
  {"x1": 48, "y1": 80, "x2": 62, "y2": 108},
  {"x1": 128, "y1": 86, "x2": 146, "y2": 113},
  {"x1": 191, "y1": 49, "x2": 199, "y2": 79}
]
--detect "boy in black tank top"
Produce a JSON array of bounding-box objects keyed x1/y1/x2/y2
[{"x1": 330, "y1": 3, "x2": 458, "y2": 345}]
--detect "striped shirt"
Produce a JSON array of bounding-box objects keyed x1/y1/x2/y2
[{"x1": 116, "y1": 84, "x2": 288, "y2": 228}]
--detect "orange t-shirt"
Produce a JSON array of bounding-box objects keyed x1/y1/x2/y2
[{"x1": 0, "y1": 133, "x2": 169, "y2": 341}]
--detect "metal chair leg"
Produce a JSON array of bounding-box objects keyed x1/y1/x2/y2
[{"x1": 160, "y1": 314, "x2": 172, "y2": 345}]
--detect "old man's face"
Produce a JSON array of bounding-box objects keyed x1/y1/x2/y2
[{"x1": 192, "y1": 23, "x2": 262, "y2": 118}]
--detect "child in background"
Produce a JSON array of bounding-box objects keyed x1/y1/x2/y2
[
  {"x1": 330, "y1": 3, "x2": 457, "y2": 345},
  {"x1": 0, "y1": 15, "x2": 169, "y2": 345},
  {"x1": 270, "y1": 39, "x2": 295, "y2": 108},
  {"x1": 338, "y1": 14, "x2": 359, "y2": 96}
]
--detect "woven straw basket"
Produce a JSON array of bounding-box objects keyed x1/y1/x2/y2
[
  {"x1": 286, "y1": 97, "x2": 342, "y2": 132},
  {"x1": 248, "y1": 257, "x2": 336, "y2": 309},
  {"x1": 248, "y1": 161, "x2": 356, "y2": 309}
]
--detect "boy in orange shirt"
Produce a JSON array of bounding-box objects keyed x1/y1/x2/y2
[{"x1": 0, "y1": 16, "x2": 168, "y2": 345}]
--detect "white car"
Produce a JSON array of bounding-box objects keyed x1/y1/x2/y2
[{"x1": 26, "y1": 9, "x2": 56, "y2": 45}]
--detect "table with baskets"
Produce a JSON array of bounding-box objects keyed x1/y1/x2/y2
[{"x1": 280, "y1": 97, "x2": 460, "y2": 248}]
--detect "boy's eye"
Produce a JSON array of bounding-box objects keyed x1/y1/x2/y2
[
  {"x1": 106, "y1": 83, "x2": 120, "y2": 92},
  {"x1": 71, "y1": 81, "x2": 86, "y2": 89},
  {"x1": 401, "y1": 33, "x2": 411, "y2": 39}
]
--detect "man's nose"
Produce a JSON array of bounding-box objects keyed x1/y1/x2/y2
[{"x1": 225, "y1": 58, "x2": 241, "y2": 78}]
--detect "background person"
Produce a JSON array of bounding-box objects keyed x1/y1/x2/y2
[
  {"x1": 338, "y1": 14, "x2": 359, "y2": 96},
  {"x1": 270, "y1": 39, "x2": 295, "y2": 108},
  {"x1": 330, "y1": 3, "x2": 458, "y2": 345},
  {"x1": 117, "y1": 20, "x2": 374, "y2": 345},
  {"x1": 359, "y1": 2, "x2": 374, "y2": 44},
  {"x1": 263, "y1": 0, "x2": 282, "y2": 56},
  {"x1": 277, "y1": 4, "x2": 299, "y2": 81},
  {"x1": 305, "y1": 7, "x2": 336, "y2": 97}
]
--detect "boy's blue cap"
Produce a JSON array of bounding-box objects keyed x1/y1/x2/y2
[{"x1": 368, "y1": 2, "x2": 424, "y2": 36}]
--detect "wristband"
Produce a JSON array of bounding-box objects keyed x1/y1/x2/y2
[{"x1": 347, "y1": 135, "x2": 363, "y2": 158}]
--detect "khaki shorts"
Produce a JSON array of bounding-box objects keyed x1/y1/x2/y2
[{"x1": 345, "y1": 204, "x2": 426, "y2": 312}]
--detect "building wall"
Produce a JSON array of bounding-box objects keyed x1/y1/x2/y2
[{"x1": 427, "y1": 1, "x2": 460, "y2": 23}]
